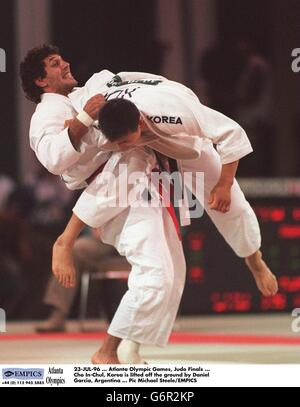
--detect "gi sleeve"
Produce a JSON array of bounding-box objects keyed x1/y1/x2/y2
[
  {"x1": 194, "y1": 101, "x2": 253, "y2": 164},
  {"x1": 29, "y1": 104, "x2": 82, "y2": 175}
]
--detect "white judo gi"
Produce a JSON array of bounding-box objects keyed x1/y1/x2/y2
[
  {"x1": 70, "y1": 70, "x2": 261, "y2": 258},
  {"x1": 68, "y1": 70, "x2": 261, "y2": 345},
  {"x1": 29, "y1": 70, "x2": 261, "y2": 346},
  {"x1": 29, "y1": 74, "x2": 188, "y2": 346}
]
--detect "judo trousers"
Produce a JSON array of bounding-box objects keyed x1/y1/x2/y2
[
  {"x1": 99, "y1": 204, "x2": 186, "y2": 347},
  {"x1": 181, "y1": 139, "x2": 261, "y2": 258}
]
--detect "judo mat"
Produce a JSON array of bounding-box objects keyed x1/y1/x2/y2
[{"x1": 1, "y1": 314, "x2": 300, "y2": 364}]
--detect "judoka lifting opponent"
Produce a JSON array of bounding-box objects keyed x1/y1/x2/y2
[{"x1": 20, "y1": 45, "x2": 278, "y2": 364}]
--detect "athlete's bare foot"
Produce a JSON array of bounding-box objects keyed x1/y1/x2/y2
[
  {"x1": 91, "y1": 350, "x2": 120, "y2": 364},
  {"x1": 91, "y1": 334, "x2": 122, "y2": 364},
  {"x1": 245, "y1": 250, "x2": 278, "y2": 296}
]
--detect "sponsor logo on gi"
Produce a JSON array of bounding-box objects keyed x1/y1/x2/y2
[
  {"x1": 291, "y1": 308, "x2": 300, "y2": 333},
  {"x1": 0, "y1": 48, "x2": 6, "y2": 72},
  {"x1": 2, "y1": 368, "x2": 44, "y2": 380},
  {"x1": 0, "y1": 308, "x2": 6, "y2": 332},
  {"x1": 107, "y1": 75, "x2": 162, "y2": 88},
  {"x1": 106, "y1": 87, "x2": 140, "y2": 100},
  {"x1": 291, "y1": 48, "x2": 300, "y2": 73}
]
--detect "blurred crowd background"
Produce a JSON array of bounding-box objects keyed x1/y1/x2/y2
[{"x1": 0, "y1": 0, "x2": 299, "y2": 322}]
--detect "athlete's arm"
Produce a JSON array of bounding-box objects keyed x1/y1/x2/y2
[
  {"x1": 67, "y1": 94, "x2": 105, "y2": 150},
  {"x1": 208, "y1": 160, "x2": 239, "y2": 213},
  {"x1": 191, "y1": 100, "x2": 253, "y2": 164},
  {"x1": 30, "y1": 94, "x2": 105, "y2": 174}
]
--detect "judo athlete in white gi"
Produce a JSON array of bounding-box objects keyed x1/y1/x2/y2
[
  {"x1": 21, "y1": 45, "x2": 189, "y2": 363},
  {"x1": 68, "y1": 67, "x2": 278, "y2": 291},
  {"x1": 20, "y1": 45, "x2": 277, "y2": 364},
  {"x1": 51, "y1": 66, "x2": 279, "y2": 364}
]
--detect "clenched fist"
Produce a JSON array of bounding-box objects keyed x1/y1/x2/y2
[
  {"x1": 83, "y1": 94, "x2": 106, "y2": 120},
  {"x1": 208, "y1": 182, "x2": 232, "y2": 213}
]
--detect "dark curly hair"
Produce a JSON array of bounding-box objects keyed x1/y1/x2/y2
[{"x1": 19, "y1": 44, "x2": 60, "y2": 104}]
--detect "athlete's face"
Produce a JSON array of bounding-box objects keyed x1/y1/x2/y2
[
  {"x1": 116, "y1": 127, "x2": 142, "y2": 151},
  {"x1": 35, "y1": 54, "x2": 78, "y2": 96},
  {"x1": 115, "y1": 117, "x2": 144, "y2": 150}
]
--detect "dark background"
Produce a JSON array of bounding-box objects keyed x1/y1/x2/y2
[
  {"x1": 0, "y1": 1, "x2": 17, "y2": 178},
  {"x1": 0, "y1": 0, "x2": 300, "y2": 319},
  {"x1": 1, "y1": 0, "x2": 300, "y2": 177}
]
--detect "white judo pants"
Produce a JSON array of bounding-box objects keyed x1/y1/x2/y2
[
  {"x1": 98, "y1": 204, "x2": 186, "y2": 347},
  {"x1": 181, "y1": 139, "x2": 261, "y2": 258},
  {"x1": 73, "y1": 147, "x2": 186, "y2": 347}
]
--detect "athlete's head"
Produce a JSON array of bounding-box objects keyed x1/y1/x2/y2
[
  {"x1": 98, "y1": 98, "x2": 143, "y2": 150},
  {"x1": 20, "y1": 44, "x2": 78, "y2": 103}
]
